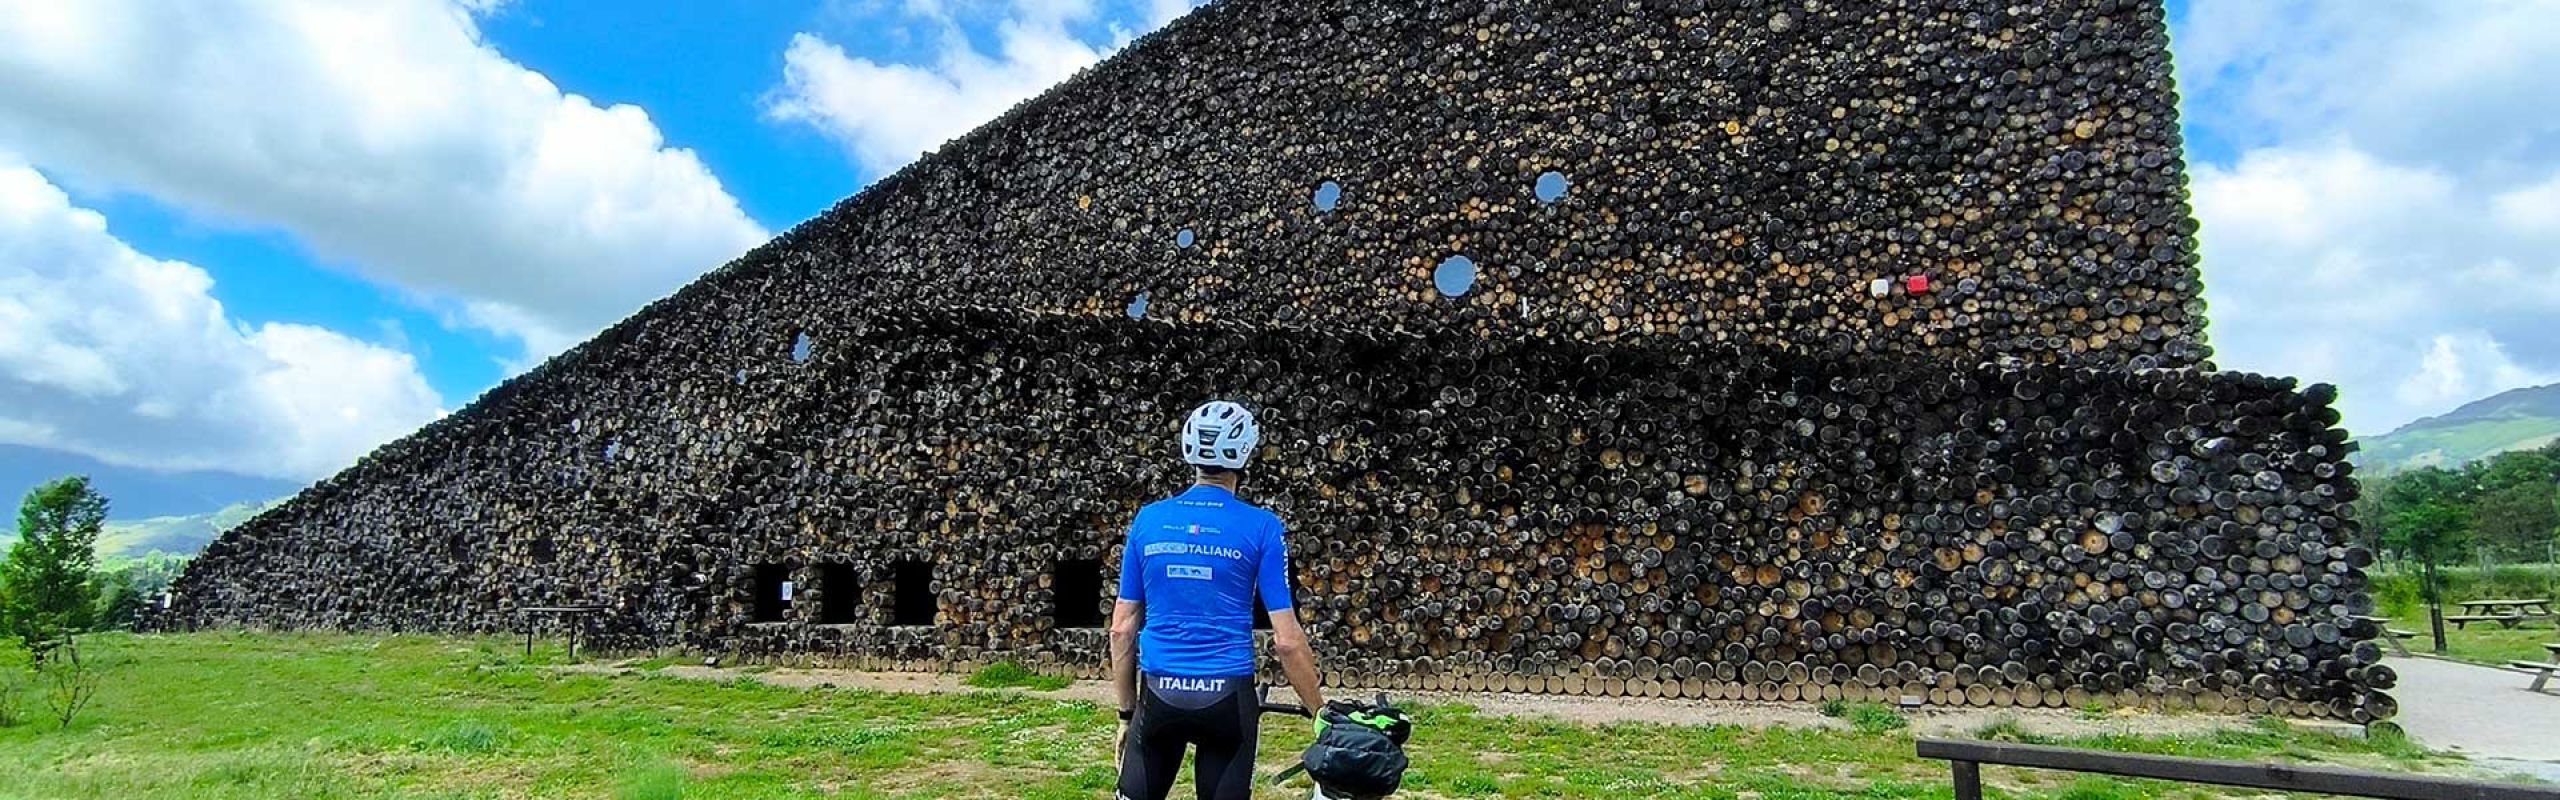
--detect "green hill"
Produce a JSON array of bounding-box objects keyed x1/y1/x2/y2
[
  {"x1": 0, "y1": 499, "x2": 277, "y2": 561},
  {"x1": 2355, "y1": 383, "x2": 2560, "y2": 473}
]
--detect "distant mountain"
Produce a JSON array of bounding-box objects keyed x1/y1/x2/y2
[
  {"x1": 99, "y1": 500, "x2": 280, "y2": 559},
  {"x1": 2355, "y1": 383, "x2": 2560, "y2": 473},
  {"x1": 0, "y1": 444, "x2": 302, "y2": 519},
  {"x1": 0, "y1": 499, "x2": 276, "y2": 561}
]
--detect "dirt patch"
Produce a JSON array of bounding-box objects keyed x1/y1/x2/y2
[{"x1": 558, "y1": 662, "x2": 2257, "y2": 740}]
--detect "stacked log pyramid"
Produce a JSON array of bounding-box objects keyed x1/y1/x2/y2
[{"x1": 157, "y1": 0, "x2": 2394, "y2": 720}]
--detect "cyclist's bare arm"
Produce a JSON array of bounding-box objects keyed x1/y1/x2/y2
[
  {"x1": 1109, "y1": 600, "x2": 1144, "y2": 713},
  {"x1": 1268, "y1": 609, "x2": 1324, "y2": 712}
]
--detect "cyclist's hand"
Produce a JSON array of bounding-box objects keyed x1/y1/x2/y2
[{"x1": 1114, "y1": 720, "x2": 1129, "y2": 763}]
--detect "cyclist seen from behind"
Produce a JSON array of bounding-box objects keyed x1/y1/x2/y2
[{"x1": 1112, "y1": 400, "x2": 1326, "y2": 800}]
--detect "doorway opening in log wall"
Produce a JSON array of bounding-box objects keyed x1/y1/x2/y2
[
  {"x1": 892, "y1": 561, "x2": 936, "y2": 626},
  {"x1": 1052, "y1": 558, "x2": 1104, "y2": 629},
  {"x1": 750, "y1": 564, "x2": 791, "y2": 623},
  {"x1": 818, "y1": 563, "x2": 861, "y2": 625}
]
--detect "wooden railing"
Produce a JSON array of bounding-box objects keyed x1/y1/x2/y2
[{"x1": 1918, "y1": 738, "x2": 2560, "y2": 800}]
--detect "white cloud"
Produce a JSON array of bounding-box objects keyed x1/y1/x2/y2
[
  {"x1": 1143, "y1": 0, "x2": 1201, "y2": 28},
  {"x1": 2192, "y1": 144, "x2": 2560, "y2": 435},
  {"x1": 769, "y1": 0, "x2": 1193, "y2": 176},
  {"x1": 2175, "y1": 0, "x2": 2560, "y2": 181},
  {"x1": 2491, "y1": 172, "x2": 2560, "y2": 236},
  {"x1": 0, "y1": 162, "x2": 444, "y2": 481},
  {"x1": 0, "y1": 0, "x2": 769, "y2": 366},
  {"x1": 2174, "y1": 3, "x2": 2560, "y2": 437},
  {"x1": 2396, "y1": 333, "x2": 2547, "y2": 413}
]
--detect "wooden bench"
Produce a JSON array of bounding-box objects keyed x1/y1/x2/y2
[
  {"x1": 2351, "y1": 615, "x2": 2416, "y2": 656},
  {"x1": 2381, "y1": 627, "x2": 2419, "y2": 656},
  {"x1": 2446, "y1": 614, "x2": 2528, "y2": 630},
  {"x1": 2508, "y1": 660, "x2": 2557, "y2": 693}
]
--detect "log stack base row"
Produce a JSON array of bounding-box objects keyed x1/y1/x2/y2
[{"x1": 158, "y1": 309, "x2": 2391, "y2": 721}]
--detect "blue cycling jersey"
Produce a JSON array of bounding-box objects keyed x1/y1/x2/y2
[{"x1": 1117, "y1": 484, "x2": 1294, "y2": 678}]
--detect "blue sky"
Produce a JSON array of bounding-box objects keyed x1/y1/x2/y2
[
  {"x1": 479, "y1": 3, "x2": 867, "y2": 228},
  {"x1": 3, "y1": 0, "x2": 2557, "y2": 493},
  {"x1": 7, "y1": 0, "x2": 1190, "y2": 409},
  {"x1": 39, "y1": 2, "x2": 884, "y2": 405}
]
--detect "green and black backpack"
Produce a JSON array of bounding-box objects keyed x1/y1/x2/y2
[{"x1": 1282, "y1": 697, "x2": 1413, "y2": 798}]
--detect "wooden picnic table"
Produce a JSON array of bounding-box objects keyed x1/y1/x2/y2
[
  {"x1": 518, "y1": 605, "x2": 611, "y2": 660},
  {"x1": 2447, "y1": 598, "x2": 2555, "y2": 630},
  {"x1": 2459, "y1": 599, "x2": 2556, "y2": 616},
  {"x1": 2498, "y1": 642, "x2": 2560, "y2": 694}
]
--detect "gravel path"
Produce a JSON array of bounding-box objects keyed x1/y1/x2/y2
[{"x1": 2381, "y1": 655, "x2": 2560, "y2": 780}]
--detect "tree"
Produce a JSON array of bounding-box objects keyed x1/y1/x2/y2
[
  {"x1": 2472, "y1": 481, "x2": 2559, "y2": 562},
  {"x1": 2349, "y1": 478, "x2": 2392, "y2": 553},
  {"x1": 1, "y1": 477, "x2": 107, "y2": 662},
  {"x1": 95, "y1": 554, "x2": 189, "y2": 631},
  {"x1": 2362, "y1": 466, "x2": 2470, "y2": 560},
  {"x1": 2388, "y1": 499, "x2": 2472, "y2": 653},
  {"x1": 2474, "y1": 447, "x2": 2560, "y2": 493}
]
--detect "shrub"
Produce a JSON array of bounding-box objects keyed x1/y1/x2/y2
[
  {"x1": 965, "y1": 661, "x2": 1070, "y2": 691},
  {"x1": 2370, "y1": 573, "x2": 2422, "y2": 618},
  {"x1": 1817, "y1": 698, "x2": 1848, "y2": 718},
  {"x1": 1971, "y1": 717, "x2": 2047, "y2": 744},
  {"x1": 414, "y1": 720, "x2": 503, "y2": 754},
  {"x1": 0, "y1": 665, "x2": 25, "y2": 727},
  {"x1": 1844, "y1": 702, "x2": 1907, "y2": 735},
  {"x1": 2369, "y1": 563, "x2": 2560, "y2": 614},
  {"x1": 35, "y1": 640, "x2": 99, "y2": 730},
  {"x1": 2479, "y1": 563, "x2": 2560, "y2": 599}
]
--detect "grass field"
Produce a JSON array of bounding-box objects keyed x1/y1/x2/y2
[
  {"x1": 2386, "y1": 613, "x2": 2558, "y2": 667},
  {"x1": 2365, "y1": 562, "x2": 2560, "y2": 667},
  {"x1": 0, "y1": 632, "x2": 2484, "y2": 799}
]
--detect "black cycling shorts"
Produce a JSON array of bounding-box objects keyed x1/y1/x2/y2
[{"x1": 1118, "y1": 672, "x2": 1260, "y2": 800}]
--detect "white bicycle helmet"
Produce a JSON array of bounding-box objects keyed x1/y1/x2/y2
[{"x1": 1181, "y1": 400, "x2": 1261, "y2": 470}]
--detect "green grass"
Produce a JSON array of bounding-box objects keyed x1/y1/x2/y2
[
  {"x1": 615, "y1": 762, "x2": 691, "y2": 800},
  {"x1": 963, "y1": 661, "x2": 1070, "y2": 691},
  {"x1": 2369, "y1": 564, "x2": 2560, "y2": 667},
  {"x1": 0, "y1": 632, "x2": 2480, "y2": 799},
  {"x1": 2387, "y1": 613, "x2": 2557, "y2": 667},
  {"x1": 1831, "y1": 702, "x2": 1908, "y2": 735}
]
